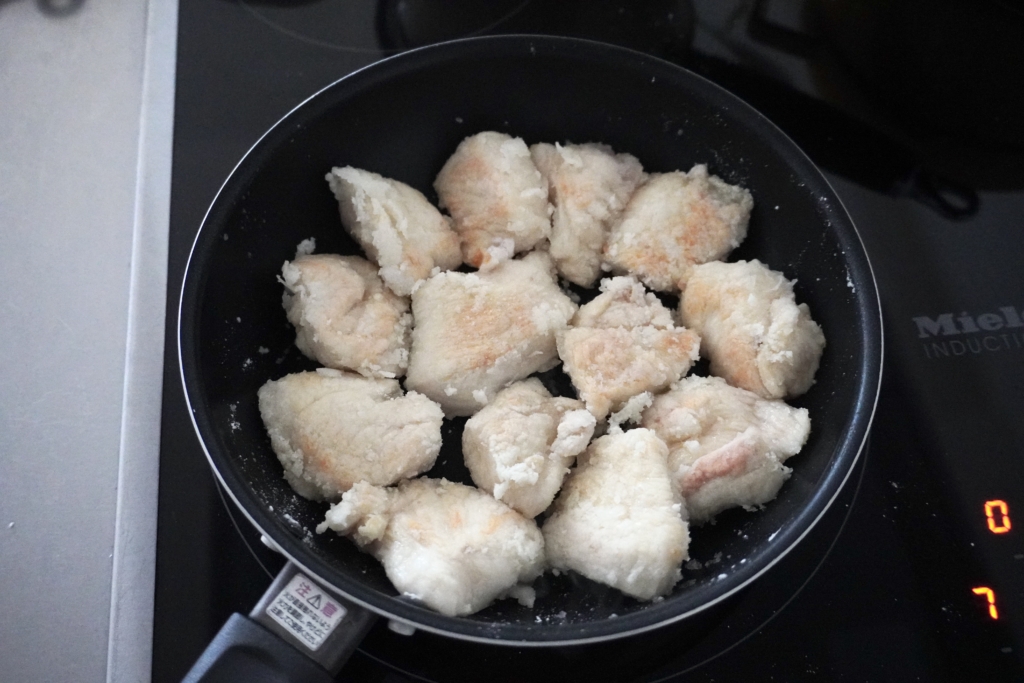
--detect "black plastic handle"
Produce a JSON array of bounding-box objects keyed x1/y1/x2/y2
[
  {"x1": 182, "y1": 614, "x2": 336, "y2": 683},
  {"x1": 748, "y1": 0, "x2": 820, "y2": 57},
  {"x1": 182, "y1": 561, "x2": 379, "y2": 683},
  {"x1": 896, "y1": 167, "x2": 980, "y2": 220}
]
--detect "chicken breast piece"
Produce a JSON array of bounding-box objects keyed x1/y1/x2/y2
[
  {"x1": 434, "y1": 131, "x2": 551, "y2": 269},
  {"x1": 603, "y1": 165, "x2": 753, "y2": 292},
  {"x1": 530, "y1": 142, "x2": 646, "y2": 287},
  {"x1": 679, "y1": 259, "x2": 826, "y2": 399},
  {"x1": 317, "y1": 478, "x2": 545, "y2": 617},
  {"x1": 405, "y1": 252, "x2": 578, "y2": 417},
  {"x1": 326, "y1": 166, "x2": 462, "y2": 296},
  {"x1": 463, "y1": 378, "x2": 597, "y2": 519},
  {"x1": 641, "y1": 375, "x2": 810, "y2": 523},
  {"x1": 543, "y1": 429, "x2": 689, "y2": 601},
  {"x1": 257, "y1": 369, "x2": 444, "y2": 501},
  {"x1": 280, "y1": 253, "x2": 411, "y2": 378},
  {"x1": 557, "y1": 276, "x2": 700, "y2": 420}
]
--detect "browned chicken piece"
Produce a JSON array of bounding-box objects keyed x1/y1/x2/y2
[
  {"x1": 257, "y1": 369, "x2": 443, "y2": 501},
  {"x1": 557, "y1": 276, "x2": 700, "y2": 420},
  {"x1": 434, "y1": 131, "x2": 551, "y2": 269},
  {"x1": 603, "y1": 165, "x2": 753, "y2": 292},
  {"x1": 462, "y1": 379, "x2": 596, "y2": 519},
  {"x1": 641, "y1": 375, "x2": 810, "y2": 523},
  {"x1": 530, "y1": 142, "x2": 646, "y2": 287},
  {"x1": 326, "y1": 166, "x2": 462, "y2": 296},
  {"x1": 679, "y1": 259, "x2": 826, "y2": 399},
  {"x1": 317, "y1": 478, "x2": 545, "y2": 617},
  {"x1": 405, "y1": 252, "x2": 577, "y2": 417},
  {"x1": 543, "y1": 429, "x2": 690, "y2": 601},
  {"x1": 280, "y1": 253, "x2": 411, "y2": 378}
]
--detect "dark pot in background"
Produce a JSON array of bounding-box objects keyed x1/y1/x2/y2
[{"x1": 814, "y1": 0, "x2": 1024, "y2": 151}]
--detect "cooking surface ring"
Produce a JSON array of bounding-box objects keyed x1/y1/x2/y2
[{"x1": 238, "y1": 0, "x2": 533, "y2": 53}]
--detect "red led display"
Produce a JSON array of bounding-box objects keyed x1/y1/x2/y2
[
  {"x1": 972, "y1": 587, "x2": 1000, "y2": 620},
  {"x1": 984, "y1": 500, "x2": 1011, "y2": 534},
  {"x1": 970, "y1": 501, "x2": 1013, "y2": 621}
]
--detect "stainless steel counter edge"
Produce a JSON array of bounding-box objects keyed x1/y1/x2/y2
[
  {"x1": 0, "y1": 0, "x2": 176, "y2": 679},
  {"x1": 105, "y1": 0, "x2": 178, "y2": 681}
]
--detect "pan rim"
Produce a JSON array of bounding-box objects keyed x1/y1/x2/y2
[{"x1": 177, "y1": 33, "x2": 884, "y2": 646}]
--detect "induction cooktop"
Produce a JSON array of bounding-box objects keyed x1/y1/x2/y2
[{"x1": 154, "y1": 1, "x2": 1024, "y2": 680}]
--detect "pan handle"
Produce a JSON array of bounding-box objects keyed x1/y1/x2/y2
[{"x1": 182, "y1": 561, "x2": 378, "y2": 683}]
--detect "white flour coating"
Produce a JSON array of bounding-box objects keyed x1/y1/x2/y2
[
  {"x1": 280, "y1": 253, "x2": 411, "y2": 379},
  {"x1": 258, "y1": 370, "x2": 443, "y2": 500},
  {"x1": 463, "y1": 379, "x2": 595, "y2": 518},
  {"x1": 262, "y1": 132, "x2": 828, "y2": 617},
  {"x1": 434, "y1": 132, "x2": 551, "y2": 269},
  {"x1": 405, "y1": 252, "x2": 576, "y2": 417},
  {"x1": 327, "y1": 166, "x2": 461, "y2": 296},
  {"x1": 557, "y1": 275, "x2": 700, "y2": 420},
  {"x1": 680, "y1": 259, "x2": 825, "y2": 399},
  {"x1": 317, "y1": 478, "x2": 544, "y2": 617}
]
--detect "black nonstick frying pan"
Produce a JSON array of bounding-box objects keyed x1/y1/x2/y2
[{"x1": 178, "y1": 35, "x2": 882, "y2": 682}]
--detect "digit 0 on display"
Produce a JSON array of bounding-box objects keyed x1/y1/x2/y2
[{"x1": 984, "y1": 499, "x2": 1011, "y2": 534}]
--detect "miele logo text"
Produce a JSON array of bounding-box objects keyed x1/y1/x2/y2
[{"x1": 914, "y1": 307, "x2": 1024, "y2": 359}]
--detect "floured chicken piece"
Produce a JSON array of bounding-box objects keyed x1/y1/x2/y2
[
  {"x1": 317, "y1": 478, "x2": 545, "y2": 617},
  {"x1": 326, "y1": 166, "x2": 462, "y2": 296},
  {"x1": 543, "y1": 429, "x2": 689, "y2": 601},
  {"x1": 642, "y1": 375, "x2": 810, "y2": 523},
  {"x1": 557, "y1": 276, "x2": 700, "y2": 420},
  {"x1": 463, "y1": 379, "x2": 597, "y2": 519},
  {"x1": 258, "y1": 369, "x2": 443, "y2": 501},
  {"x1": 603, "y1": 165, "x2": 753, "y2": 292},
  {"x1": 530, "y1": 142, "x2": 646, "y2": 287},
  {"x1": 679, "y1": 259, "x2": 826, "y2": 399},
  {"x1": 280, "y1": 253, "x2": 411, "y2": 378},
  {"x1": 405, "y1": 252, "x2": 577, "y2": 416},
  {"x1": 434, "y1": 131, "x2": 551, "y2": 269}
]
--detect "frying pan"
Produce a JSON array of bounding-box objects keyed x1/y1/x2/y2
[{"x1": 178, "y1": 35, "x2": 882, "y2": 681}]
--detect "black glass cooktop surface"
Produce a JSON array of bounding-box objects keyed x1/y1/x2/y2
[{"x1": 154, "y1": 1, "x2": 1024, "y2": 680}]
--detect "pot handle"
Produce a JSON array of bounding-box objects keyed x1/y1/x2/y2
[
  {"x1": 747, "y1": 2, "x2": 981, "y2": 221},
  {"x1": 896, "y1": 167, "x2": 980, "y2": 220},
  {"x1": 748, "y1": 0, "x2": 820, "y2": 57},
  {"x1": 182, "y1": 561, "x2": 378, "y2": 683}
]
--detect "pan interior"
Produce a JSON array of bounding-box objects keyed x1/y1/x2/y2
[{"x1": 179, "y1": 36, "x2": 880, "y2": 644}]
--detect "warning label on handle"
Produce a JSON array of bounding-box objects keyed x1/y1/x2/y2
[{"x1": 265, "y1": 573, "x2": 347, "y2": 651}]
